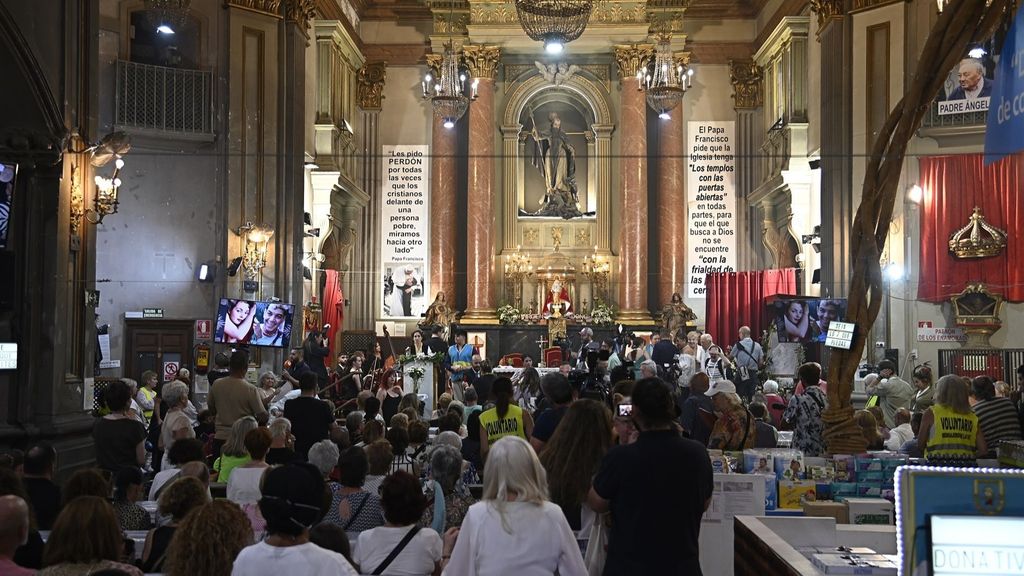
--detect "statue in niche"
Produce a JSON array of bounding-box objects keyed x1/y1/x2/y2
[
  {"x1": 525, "y1": 110, "x2": 584, "y2": 219},
  {"x1": 420, "y1": 291, "x2": 457, "y2": 338}
]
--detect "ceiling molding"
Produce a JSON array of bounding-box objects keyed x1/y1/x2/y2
[
  {"x1": 358, "y1": 0, "x2": 766, "y2": 22},
  {"x1": 361, "y1": 43, "x2": 430, "y2": 65},
  {"x1": 754, "y1": 0, "x2": 808, "y2": 49},
  {"x1": 688, "y1": 41, "x2": 754, "y2": 64}
]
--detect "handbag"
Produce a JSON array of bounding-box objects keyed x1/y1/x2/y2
[{"x1": 584, "y1": 513, "x2": 609, "y2": 576}]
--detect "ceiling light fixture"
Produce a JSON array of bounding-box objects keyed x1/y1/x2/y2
[
  {"x1": 638, "y1": 34, "x2": 693, "y2": 120},
  {"x1": 420, "y1": 2, "x2": 477, "y2": 129},
  {"x1": 515, "y1": 0, "x2": 594, "y2": 55}
]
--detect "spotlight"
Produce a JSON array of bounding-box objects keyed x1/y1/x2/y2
[
  {"x1": 884, "y1": 263, "x2": 904, "y2": 282},
  {"x1": 156, "y1": 24, "x2": 175, "y2": 35},
  {"x1": 226, "y1": 256, "x2": 243, "y2": 277},
  {"x1": 443, "y1": 119, "x2": 455, "y2": 129},
  {"x1": 196, "y1": 261, "x2": 217, "y2": 283},
  {"x1": 544, "y1": 40, "x2": 563, "y2": 54},
  {"x1": 968, "y1": 47, "x2": 987, "y2": 59},
  {"x1": 658, "y1": 112, "x2": 671, "y2": 120},
  {"x1": 907, "y1": 185, "x2": 923, "y2": 204}
]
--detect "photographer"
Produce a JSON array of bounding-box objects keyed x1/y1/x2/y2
[{"x1": 303, "y1": 326, "x2": 331, "y2": 388}]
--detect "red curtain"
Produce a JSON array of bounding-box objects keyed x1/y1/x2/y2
[
  {"x1": 704, "y1": 269, "x2": 797, "y2": 342},
  {"x1": 918, "y1": 154, "x2": 1024, "y2": 302},
  {"x1": 322, "y1": 270, "x2": 344, "y2": 360}
]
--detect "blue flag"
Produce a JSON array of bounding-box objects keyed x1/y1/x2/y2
[{"x1": 985, "y1": 4, "x2": 1024, "y2": 165}]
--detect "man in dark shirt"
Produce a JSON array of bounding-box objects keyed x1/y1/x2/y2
[
  {"x1": 588, "y1": 377, "x2": 714, "y2": 575},
  {"x1": 21, "y1": 443, "x2": 61, "y2": 530},
  {"x1": 680, "y1": 373, "x2": 715, "y2": 445},
  {"x1": 283, "y1": 373, "x2": 340, "y2": 460},
  {"x1": 650, "y1": 334, "x2": 680, "y2": 367},
  {"x1": 530, "y1": 373, "x2": 575, "y2": 452},
  {"x1": 282, "y1": 347, "x2": 312, "y2": 390},
  {"x1": 206, "y1": 352, "x2": 231, "y2": 387}
]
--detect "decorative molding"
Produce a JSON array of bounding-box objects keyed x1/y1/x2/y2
[
  {"x1": 524, "y1": 227, "x2": 540, "y2": 246},
  {"x1": 462, "y1": 44, "x2": 500, "y2": 79},
  {"x1": 574, "y1": 227, "x2": 591, "y2": 247},
  {"x1": 362, "y1": 44, "x2": 428, "y2": 66},
  {"x1": 504, "y1": 64, "x2": 534, "y2": 82},
  {"x1": 225, "y1": 0, "x2": 284, "y2": 18},
  {"x1": 357, "y1": 62, "x2": 387, "y2": 110},
  {"x1": 425, "y1": 52, "x2": 444, "y2": 77},
  {"x1": 69, "y1": 160, "x2": 83, "y2": 239},
  {"x1": 729, "y1": 59, "x2": 763, "y2": 109},
  {"x1": 613, "y1": 44, "x2": 654, "y2": 79},
  {"x1": 809, "y1": 0, "x2": 845, "y2": 34},
  {"x1": 0, "y1": 127, "x2": 66, "y2": 166},
  {"x1": 285, "y1": 0, "x2": 317, "y2": 37},
  {"x1": 502, "y1": 73, "x2": 613, "y2": 127},
  {"x1": 851, "y1": 0, "x2": 910, "y2": 13},
  {"x1": 687, "y1": 41, "x2": 754, "y2": 64}
]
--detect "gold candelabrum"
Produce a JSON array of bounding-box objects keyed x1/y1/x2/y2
[
  {"x1": 236, "y1": 222, "x2": 275, "y2": 282},
  {"x1": 504, "y1": 245, "x2": 533, "y2": 308},
  {"x1": 581, "y1": 246, "x2": 611, "y2": 303}
]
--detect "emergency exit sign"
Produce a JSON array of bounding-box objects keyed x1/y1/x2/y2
[{"x1": 143, "y1": 308, "x2": 164, "y2": 319}]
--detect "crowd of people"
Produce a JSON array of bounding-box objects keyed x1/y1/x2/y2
[{"x1": 1, "y1": 324, "x2": 1022, "y2": 576}]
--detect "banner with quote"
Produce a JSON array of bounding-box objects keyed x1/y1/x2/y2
[
  {"x1": 686, "y1": 121, "x2": 737, "y2": 298},
  {"x1": 380, "y1": 145, "x2": 430, "y2": 319}
]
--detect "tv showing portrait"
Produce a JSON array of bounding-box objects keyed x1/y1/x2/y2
[
  {"x1": 771, "y1": 298, "x2": 847, "y2": 343},
  {"x1": 214, "y1": 298, "x2": 294, "y2": 348},
  {"x1": 0, "y1": 163, "x2": 16, "y2": 249}
]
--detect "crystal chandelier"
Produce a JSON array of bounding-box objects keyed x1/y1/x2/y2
[
  {"x1": 421, "y1": 43, "x2": 478, "y2": 129},
  {"x1": 144, "y1": 0, "x2": 191, "y2": 33},
  {"x1": 514, "y1": 0, "x2": 595, "y2": 54},
  {"x1": 637, "y1": 36, "x2": 694, "y2": 120}
]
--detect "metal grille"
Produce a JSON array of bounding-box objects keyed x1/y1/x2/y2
[
  {"x1": 937, "y1": 348, "x2": 1024, "y2": 383},
  {"x1": 920, "y1": 100, "x2": 987, "y2": 129},
  {"x1": 115, "y1": 60, "x2": 214, "y2": 135}
]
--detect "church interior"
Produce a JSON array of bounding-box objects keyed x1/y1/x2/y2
[{"x1": 1, "y1": 0, "x2": 1024, "y2": 572}]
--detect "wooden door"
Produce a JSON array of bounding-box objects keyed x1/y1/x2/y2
[{"x1": 124, "y1": 320, "x2": 194, "y2": 384}]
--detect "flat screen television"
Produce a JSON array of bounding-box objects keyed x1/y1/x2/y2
[
  {"x1": 0, "y1": 163, "x2": 17, "y2": 249},
  {"x1": 769, "y1": 297, "x2": 848, "y2": 344},
  {"x1": 214, "y1": 298, "x2": 295, "y2": 348}
]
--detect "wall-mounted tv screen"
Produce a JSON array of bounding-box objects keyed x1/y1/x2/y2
[
  {"x1": 214, "y1": 298, "x2": 294, "y2": 348},
  {"x1": 770, "y1": 298, "x2": 848, "y2": 344},
  {"x1": 0, "y1": 163, "x2": 16, "y2": 249}
]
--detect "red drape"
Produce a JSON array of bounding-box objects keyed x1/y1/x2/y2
[
  {"x1": 704, "y1": 269, "x2": 797, "y2": 342},
  {"x1": 918, "y1": 154, "x2": 1024, "y2": 302},
  {"x1": 322, "y1": 270, "x2": 344, "y2": 359}
]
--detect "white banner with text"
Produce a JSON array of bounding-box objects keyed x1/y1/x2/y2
[
  {"x1": 686, "y1": 121, "x2": 737, "y2": 298},
  {"x1": 380, "y1": 145, "x2": 430, "y2": 319}
]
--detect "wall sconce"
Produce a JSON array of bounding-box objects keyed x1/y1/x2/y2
[
  {"x1": 234, "y1": 222, "x2": 275, "y2": 290},
  {"x1": 77, "y1": 131, "x2": 131, "y2": 225}
]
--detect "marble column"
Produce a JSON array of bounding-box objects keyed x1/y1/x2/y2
[
  {"x1": 462, "y1": 45, "x2": 500, "y2": 322},
  {"x1": 658, "y1": 110, "x2": 685, "y2": 307},
  {"x1": 430, "y1": 115, "x2": 458, "y2": 301},
  {"x1": 614, "y1": 44, "x2": 654, "y2": 322}
]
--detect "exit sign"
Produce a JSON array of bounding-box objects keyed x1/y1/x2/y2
[{"x1": 143, "y1": 308, "x2": 164, "y2": 319}]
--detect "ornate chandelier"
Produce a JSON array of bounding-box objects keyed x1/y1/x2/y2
[
  {"x1": 638, "y1": 36, "x2": 694, "y2": 120},
  {"x1": 514, "y1": 0, "x2": 595, "y2": 54},
  {"x1": 421, "y1": 43, "x2": 478, "y2": 129},
  {"x1": 144, "y1": 0, "x2": 192, "y2": 32}
]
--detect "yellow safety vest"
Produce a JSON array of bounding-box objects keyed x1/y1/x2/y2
[
  {"x1": 479, "y1": 404, "x2": 526, "y2": 444},
  {"x1": 926, "y1": 403, "x2": 978, "y2": 460},
  {"x1": 139, "y1": 387, "x2": 157, "y2": 421}
]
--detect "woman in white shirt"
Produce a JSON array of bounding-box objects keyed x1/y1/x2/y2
[
  {"x1": 232, "y1": 463, "x2": 359, "y2": 576},
  {"x1": 356, "y1": 471, "x2": 443, "y2": 575},
  {"x1": 440, "y1": 436, "x2": 587, "y2": 576},
  {"x1": 228, "y1": 428, "x2": 272, "y2": 538},
  {"x1": 159, "y1": 380, "x2": 196, "y2": 470}
]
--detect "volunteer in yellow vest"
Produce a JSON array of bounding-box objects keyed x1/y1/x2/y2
[
  {"x1": 917, "y1": 374, "x2": 986, "y2": 465},
  {"x1": 479, "y1": 377, "x2": 534, "y2": 461},
  {"x1": 136, "y1": 370, "x2": 161, "y2": 425}
]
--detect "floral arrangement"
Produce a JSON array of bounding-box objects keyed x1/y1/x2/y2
[
  {"x1": 587, "y1": 299, "x2": 616, "y2": 326},
  {"x1": 406, "y1": 365, "x2": 426, "y2": 394},
  {"x1": 497, "y1": 304, "x2": 523, "y2": 325}
]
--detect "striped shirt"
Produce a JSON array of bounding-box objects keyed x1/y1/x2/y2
[{"x1": 973, "y1": 397, "x2": 1023, "y2": 456}]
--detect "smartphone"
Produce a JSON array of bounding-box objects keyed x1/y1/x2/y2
[{"x1": 617, "y1": 403, "x2": 633, "y2": 417}]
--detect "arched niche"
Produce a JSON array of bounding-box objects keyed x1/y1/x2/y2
[{"x1": 500, "y1": 72, "x2": 615, "y2": 254}]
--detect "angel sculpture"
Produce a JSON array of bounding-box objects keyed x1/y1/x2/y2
[{"x1": 535, "y1": 61, "x2": 580, "y2": 86}]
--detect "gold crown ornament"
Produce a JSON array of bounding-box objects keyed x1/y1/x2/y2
[{"x1": 948, "y1": 207, "x2": 1007, "y2": 259}]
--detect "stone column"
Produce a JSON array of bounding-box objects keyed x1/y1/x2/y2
[
  {"x1": 357, "y1": 62, "x2": 386, "y2": 330},
  {"x1": 430, "y1": 117, "x2": 458, "y2": 301},
  {"x1": 614, "y1": 44, "x2": 654, "y2": 322},
  {"x1": 730, "y1": 59, "x2": 765, "y2": 271},
  {"x1": 462, "y1": 45, "x2": 500, "y2": 323},
  {"x1": 657, "y1": 107, "x2": 685, "y2": 307}
]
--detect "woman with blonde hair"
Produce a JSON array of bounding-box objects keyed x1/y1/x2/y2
[
  {"x1": 39, "y1": 496, "x2": 143, "y2": 576},
  {"x1": 917, "y1": 375, "x2": 986, "y2": 466},
  {"x1": 854, "y1": 410, "x2": 885, "y2": 450},
  {"x1": 440, "y1": 436, "x2": 587, "y2": 575},
  {"x1": 164, "y1": 500, "x2": 253, "y2": 576},
  {"x1": 213, "y1": 416, "x2": 257, "y2": 482},
  {"x1": 141, "y1": 476, "x2": 209, "y2": 572}
]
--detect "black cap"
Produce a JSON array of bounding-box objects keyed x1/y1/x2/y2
[{"x1": 878, "y1": 359, "x2": 897, "y2": 373}]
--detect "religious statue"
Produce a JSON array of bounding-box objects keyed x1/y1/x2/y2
[
  {"x1": 543, "y1": 279, "x2": 572, "y2": 317},
  {"x1": 527, "y1": 111, "x2": 583, "y2": 219},
  {"x1": 420, "y1": 291, "x2": 456, "y2": 337},
  {"x1": 659, "y1": 292, "x2": 697, "y2": 338}
]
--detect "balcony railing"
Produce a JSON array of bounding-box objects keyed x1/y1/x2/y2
[
  {"x1": 919, "y1": 100, "x2": 987, "y2": 135},
  {"x1": 115, "y1": 60, "x2": 214, "y2": 137}
]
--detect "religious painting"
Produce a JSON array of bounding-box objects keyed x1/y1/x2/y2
[
  {"x1": 382, "y1": 261, "x2": 426, "y2": 319},
  {"x1": 519, "y1": 101, "x2": 591, "y2": 219},
  {"x1": 0, "y1": 163, "x2": 15, "y2": 249}
]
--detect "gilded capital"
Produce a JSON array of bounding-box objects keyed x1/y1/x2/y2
[
  {"x1": 284, "y1": 0, "x2": 316, "y2": 36},
  {"x1": 462, "y1": 44, "x2": 501, "y2": 80},
  {"x1": 613, "y1": 44, "x2": 654, "y2": 79},
  {"x1": 729, "y1": 59, "x2": 762, "y2": 110},
  {"x1": 357, "y1": 62, "x2": 387, "y2": 110},
  {"x1": 225, "y1": 0, "x2": 283, "y2": 17},
  {"x1": 809, "y1": 0, "x2": 845, "y2": 34},
  {"x1": 425, "y1": 52, "x2": 444, "y2": 78}
]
